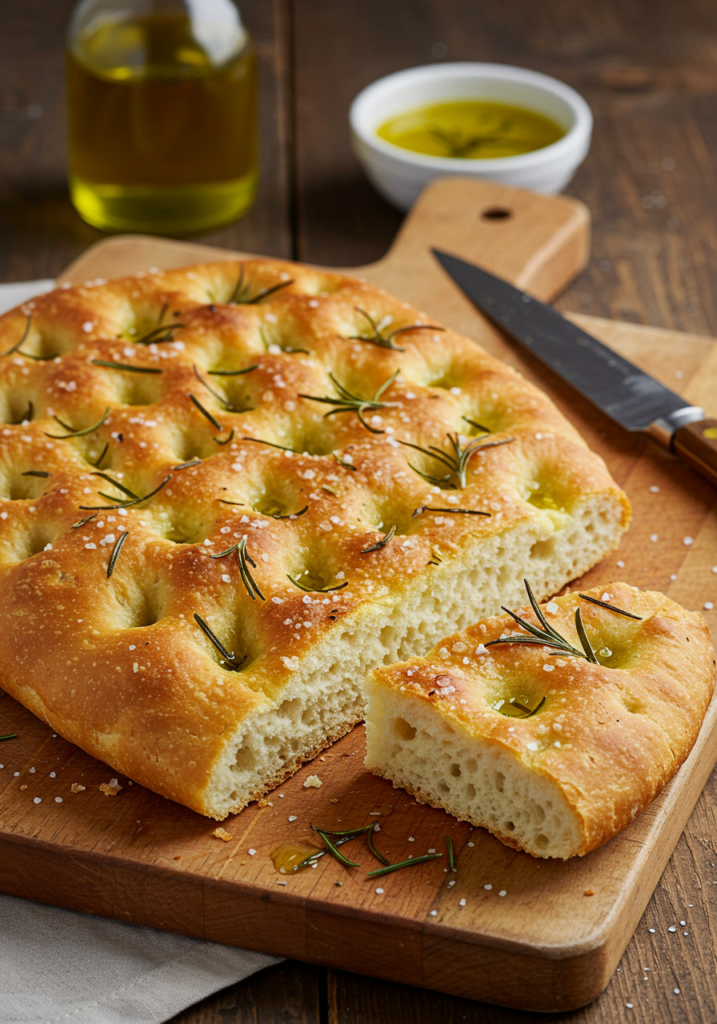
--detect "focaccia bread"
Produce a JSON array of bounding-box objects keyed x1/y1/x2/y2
[
  {"x1": 365, "y1": 582, "x2": 715, "y2": 858},
  {"x1": 0, "y1": 259, "x2": 629, "y2": 818}
]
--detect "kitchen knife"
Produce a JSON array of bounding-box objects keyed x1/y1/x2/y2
[{"x1": 433, "y1": 248, "x2": 717, "y2": 488}]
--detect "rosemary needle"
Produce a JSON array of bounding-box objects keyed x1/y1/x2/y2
[
  {"x1": 2, "y1": 314, "x2": 32, "y2": 356},
  {"x1": 578, "y1": 593, "x2": 643, "y2": 620},
  {"x1": 193, "y1": 612, "x2": 246, "y2": 670},
  {"x1": 79, "y1": 475, "x2": 171, "y2": 511},
  {"x1": 0, "y1": 733, "x2": 17, "y2": 741},
  {"x1": 412, "y1": 505, "x2": 490, "y2": 518},
  {"x1": 446, "y1": 835, "x2": 457, "y2": 873},
  {"x1": 287, "y1": 574, "x2": 348, "y2": 594},
  {"x1": 361, "y1": 524, "x2": 396, "y2": 554},
  {"x1": 21, "y1": 470, "x2": 50, "y2": 478},
  {"x1": 367, "y1": 825, "x2": 390, "y2": 866},
  {"x1": 366, "y1": 853, "x2": 443, "y2": 878},
  {"x1": 92, "y1": 360, "x2": 162, "y2": 374},
  {"x1": 45, "y1": 407, "x2": 110, "y2": 439},
  {"x1": 106, "y1": 531, "x2": 128, "y2": 578},
  {"x1": 312, "y1": 827, "x2": 361, "y2": 868},
  {"x1": 189, "y1": 393, "x2": 223, "y2": 432}
]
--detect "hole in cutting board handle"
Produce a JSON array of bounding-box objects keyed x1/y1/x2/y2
[{"x1": 481, "y1": 207, "x2": 512, "y2": 220}]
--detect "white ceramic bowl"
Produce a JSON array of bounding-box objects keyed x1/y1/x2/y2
[{"x1": 349, "y1": 63, "x2": 593, "y2": 210}]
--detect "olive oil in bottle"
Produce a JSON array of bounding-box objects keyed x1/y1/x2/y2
[{"x1": 66, "y1": 0, "x2": 258, "y2": 234}]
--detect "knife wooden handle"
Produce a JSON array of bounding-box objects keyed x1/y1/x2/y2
[{"x1": 673, "y1": 419, "x2": 717, "y2": 488}]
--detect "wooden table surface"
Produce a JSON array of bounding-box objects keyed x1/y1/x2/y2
[{"x1": 2, "y1": 1, "x2": 717, "y2": 1020}]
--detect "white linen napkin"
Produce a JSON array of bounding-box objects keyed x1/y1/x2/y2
[{"x1": 0, "y1": 280, "x2": 281, "y2": 1024}]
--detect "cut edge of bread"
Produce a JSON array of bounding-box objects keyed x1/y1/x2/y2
[
  {"x1": 363, "y1": 683, "x2": 584, "y2": 859},
  {"x1": 202, "y1": 490, "x2": 625, "y2": 818}
]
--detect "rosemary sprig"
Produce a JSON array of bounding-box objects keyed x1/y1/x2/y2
[
  {"x1": 22, "y1": 470, "x2": 50, "y2": 478},
  {"x1": 242, "y1": 436, "x2": 303, "y2": 454},
  {"x1": 92, "y1": 360, "x2": 162, "y2": 374},
  {"x1": 299, "y1": 370, "x2": 400, "y2": 435},
  {"x1": 485, "y1": 579, "x2": 599, "y2": 664},
  {"x1": 193, "y1": 365, "x2": 254, "y2": 414},
  {"x1": 446, "y1": 835, "x2": 456, "y2": 873},
  {"x1": 497, "y1": 695, "x2": 547, "y2": 718},
  {"x1": 367, "y1": 826, "x2": 390, "y2": 866},
  {"x1": 3, "y1": 314, "x2": 32, "y2": 356},
  {"x1": 0, "y1": 733, "x2": 17, "y2": 741},
  {"x1": 332, "y1": 452, "x2": 357, "y2": 471},
  {"x1": 305, "y1": 823, "x2": 389, "y2": 870},
  {"x1": 578, "y1": 593, "x2": 643, "y2": 620},
  {"x1": 361, "y1": 524, "x2": 396, "y2": 554},
  {"x1": 412, "y1": 505, "x2": 490, "y2": 518},
  {"x1": 287, "y1": 574, "x2": 348, "y2": 593},
  {"x1": 399, "y1": 433, "x2": 514, "y2": 488},
  {"x1": 45, "y1": 407, "x2": 110, "y2": 440},
  {"x1": 193, "y1": 612, "x2": 246, "y2": 670},
  {"x1": 366, "y1": 853, "x2": 443, "y2": 878},
  {"x1": 106, "y1": 531, "x2": 128, "y2": 578},
  {"x1": 91, "y1": 472, "x2": 139, "y2": 500},
  {"x1": 79, "y1": 475, "x2": 170, "y2": 511},
  {"x1": 348, "y1": 307, "x2": 444, "y2": 352},
  {"x1": 429, "y1": 121, "x2": 510, "y2": 158},
  {"x1": 227, "y1": 265, "x2": 294, "y2": 305}
]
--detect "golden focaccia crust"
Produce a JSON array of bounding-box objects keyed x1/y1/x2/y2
[
  {"x1": 365, "y1": 583, "x2": 716, "y2": 858},
  {"x1": 0, "y1": 259, "x2": 630, "y2": 817}
]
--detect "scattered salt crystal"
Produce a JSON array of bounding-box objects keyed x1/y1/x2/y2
[
  {"x1": 408, "y1": 836, "x2": 414, "y2": 842},
  {"x1": 683, "y1": 536, "x2": 694, "y2": 546},
  {"x1": 543, "y1": 664, "x2": 554, "y2": 673},
  {"x1": 459, "y1": 898, "x2": 466, "y2": 907},
  {"x1": 527, "y1": 742, "x2": 539, "y2": 751},
  {"x1": 29, "y1": 767, "x2": 35, "y2": 774},
  {"x1": 429, "y1": 910, "x2": 437, "y2": 916},
  {"x1": 545, "y1": 601, "x2": 559, "y2": 614},
  {"x1": 34, "y1": 797, "x2": 41, "y2": 804},
  {"x1": 498, "y1": 890, "x2": 507, "y2": 897},
  {"x1": 427, "y1": 848, "x2": 436, "y2": 854},
  {"x1": 288, "y1": 815, "x2": 297, "y2": 822},
  {"x1": 55, "y1": 797, "x2": 62, "y2": 803},
  {"x1": 705, "y1": 602, "x2": 714, "y2": 610},
  {"x1": 674, "y1": 988, "x2": 681, "y2": 994},
  {"x1": 484, "y1": 884, "x2": 492, "y2": 890},
  {"x1": 668, "y1": 926, "x2": 676, "y2": 932},
  {"x1": 49, "y1": 772, "x2": 56, "y2": 778},
  {"x1": 617, "y1": 560, "x2": 625, "y2": 568},
  {"x1": 82, "y1": 321, "x2": 94, "y2": 333},
  {"x1": 649, "y1": 485, "x2": 660, "y2": 492},
  {"x1": 475, "y1": 644, "x2": 488, "y2": 655},
  {"x1": 467, "y1": 842, "x2": 474, "y2": 847},
  {"x1": 248, "y1": 849, "x2": 256, "y2": 856},
  {"x1": 601, "y1": 592, "x2": 611, "y2": 601},
  {"x1": 375, "y1": 888, "x2": 384, "y2": 895},
  {"x1": 650, "y1": 533, "x2": 658, "y2": 542}
]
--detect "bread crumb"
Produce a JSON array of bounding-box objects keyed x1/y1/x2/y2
[
  {"x1": 71, "y1": 783, "x2": 86, "y2": 793},
  {"x1": 20, "y1": 784, "x2": 27, "y2": 790},
  {"x1": 584, "y1": 889, "x2": 595, "y2": 896},
  {"x1": 257, "y1": 798, "x2": 273, "y2": 807},
  {"x1": 304, "y1": 775, "x2": 322, "y2": 788},
  {"x1": 213, "y1": 827, "x2": 233, "y2": 842},
  {"x1": 99, "y1": 778, "x2": 122, "y2": 797}
]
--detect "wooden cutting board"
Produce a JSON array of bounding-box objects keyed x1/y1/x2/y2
[{"x1": 1, "y1": 179, "x2": 716, "y2": 1013}]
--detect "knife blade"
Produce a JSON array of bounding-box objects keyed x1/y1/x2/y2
[{"x1": 432, "y1": 248, "x2": 717, "y2": 488}]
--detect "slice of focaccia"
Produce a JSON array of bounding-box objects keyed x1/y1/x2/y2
[
  {"x1": 365, "y1": 582, "x2": 716, "y2": 858},
  {"x1": 0, "y1": 260, "x2": 629, "y2": 818}
]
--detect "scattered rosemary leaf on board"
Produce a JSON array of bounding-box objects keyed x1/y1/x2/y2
[
  {"x1": 311, "y1": 827, "x2": 361, "y2": 868},
  {"x1": 0, "y1": 733, "x2": 17, "y2": 741},
  {"x1": 366, "y1": 853, "x2": 443, "y2": 878},
  {"x1": 367, "y1": 825, "x2": 390, "y2": 866},
  {"x1": 446, "y1": 835, "x2": 456, "y2": 873}
]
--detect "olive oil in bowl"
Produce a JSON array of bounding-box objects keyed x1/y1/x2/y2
[
  {"x1": 66, "y1": 4, "x2": 258, "y2": 234},
  {"x1": 376, "y1": 100, "x2": 565, "y2": 160}
]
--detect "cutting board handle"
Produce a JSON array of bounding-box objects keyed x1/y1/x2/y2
[{"x1": 360, "y1": 177, "x2": 590, "y2": 301}]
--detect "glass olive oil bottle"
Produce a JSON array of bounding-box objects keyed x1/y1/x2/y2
[{"x1": 66, "y1": 0, "x2": 258, "y2": 234}]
